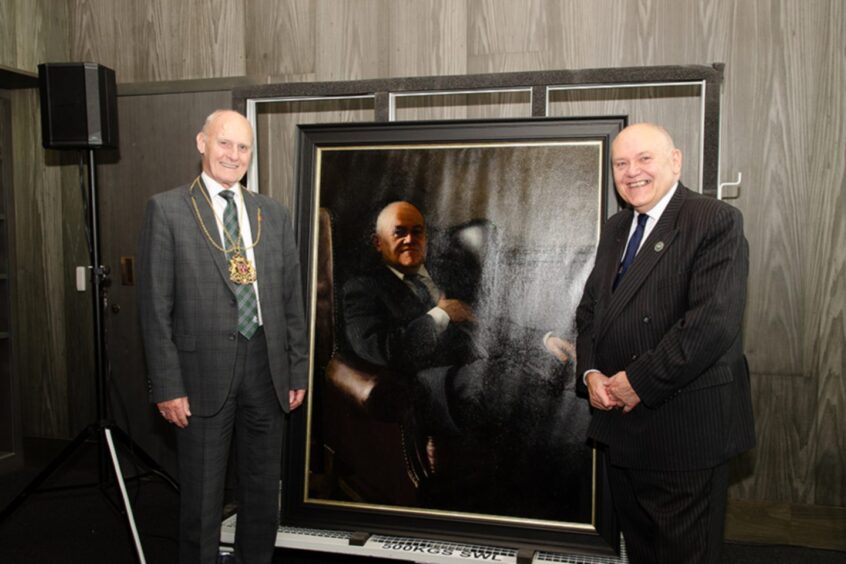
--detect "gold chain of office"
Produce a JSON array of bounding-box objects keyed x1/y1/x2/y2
[{"x1": 189, "y1": 176, "x2": 262, "y2": 285}]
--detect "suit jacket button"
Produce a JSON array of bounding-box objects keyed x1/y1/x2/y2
[
  {"x1": 229, "y1": 333, "x2": 237, "y2": 341},
  {"x1": 642, "y1": 316, "x2": 651, "y2": 323},
  {"x1": 631, "y1": 354, "x2": 638, "y2": 360},
  {"x1": 231, "y1": 299, "x2": 237, "y2": 306}
]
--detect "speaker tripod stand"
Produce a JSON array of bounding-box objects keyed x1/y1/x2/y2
[{"x1": 0, "y1": 150, "x2": 178, "y2": 564}]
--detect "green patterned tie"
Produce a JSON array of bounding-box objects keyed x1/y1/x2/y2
[{"x1": 219, "y1": 190, "x2": 259, "y2": 339}]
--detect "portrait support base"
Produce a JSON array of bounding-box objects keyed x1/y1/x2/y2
[
  {"x1": 0, "y1": 149, "x2": 178, "y2": 564},
  {"x1": 220, "y1": 517, "x2": 630, "y2": 564}
]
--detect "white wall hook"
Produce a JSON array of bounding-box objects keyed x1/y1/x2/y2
[{"x1": 718, "y1": 172, "x2": 742, "y2": 200}]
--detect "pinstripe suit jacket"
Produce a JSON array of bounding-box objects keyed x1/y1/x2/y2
[
  {"x1": 576, "y1": 184, "x2": 755, "y2": 470},
  {"x1": 137, "y1": 181, "x2": 308, "y2": 415}
]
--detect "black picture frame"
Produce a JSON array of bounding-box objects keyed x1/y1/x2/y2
[{"x1": 286, "y1": 117, "x2": 626, "y2": 556}]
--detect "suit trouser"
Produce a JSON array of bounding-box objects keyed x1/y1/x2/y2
[
  {"x1": 176, "y1": 328, "x2": 285, "y2": 564},
  {"x1": 607, "y1": 460, "x2": 729, "y2": 564}
]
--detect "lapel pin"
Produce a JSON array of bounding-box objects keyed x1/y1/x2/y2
[{"x1": 654, "y1": 241, "x2": 665, "y2": 252}]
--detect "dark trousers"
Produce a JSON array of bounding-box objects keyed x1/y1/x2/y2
[
  {"x1": 176, "y1": 329, "x2": 285, "y2": 564},
  {"x1": 607, "y1": 461, "x2": 729, "y2": 564}
]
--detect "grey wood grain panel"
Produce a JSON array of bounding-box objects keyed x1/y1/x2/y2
[
  {"x1": 803, "y1": 0, "x2": 845, "y2": 506},
  {"x1": 468, "y1": 0, "x2": 546, "y2": 57},
  {"x1": 725, "y1": 0, "x2": 811, "y2": 378},
  {"x1": 393, "y1": 91, "x2": 531, "y2": 121},
  {"x1": 246, "y1": 0, "x2": 315, "y2": 80},
  {"x1": 387, "y1": 0, "x2": 467, "y2": 77},
  {"x1": 729, "y1": 372, "x2": 816, "y2": 503},
  {"x1": 314, "y1": 0, "x2": 390, "y2": 80},
  {"x1": 10, "y1": 89, "x2": 71, "y2": 438},
  {"x1": 0, "y1": 1, "x2": 16, "y2": 69},
  {"x1": 69, "y1": 0, "x2": 118, "y2": 73},
  {"x1": 543, "y1": 0, "x2": 636, "y2": 69},
  {"x1": 13, "y1": 0, "x2": 69, "y2": 73},
  {"x1": 95, "y1": 0, "x2": 246, "y2": 82}
]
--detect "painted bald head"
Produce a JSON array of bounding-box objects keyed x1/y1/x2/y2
[{"x1": 373, "y1": 201, "x2": 427, "y2": 273}]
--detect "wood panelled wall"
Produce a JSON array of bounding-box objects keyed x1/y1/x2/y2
[
  {"x1": 0, "y1": 0, "x2": 843, "y2": 547},
  {"x1": 0, "y1": 0, "x2": 97, "y2": 439}
]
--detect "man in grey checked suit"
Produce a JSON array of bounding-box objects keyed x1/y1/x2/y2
[
  {"x1": 138, "y1": 109, "x2": 308, "y2": 564},
  {"x1": 576, "y1": 123, "x2": 755, "y2": 563}
]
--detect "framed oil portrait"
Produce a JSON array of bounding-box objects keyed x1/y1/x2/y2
[{"x1": 285, "y1": 117, "x2": 626, "y2": 556}]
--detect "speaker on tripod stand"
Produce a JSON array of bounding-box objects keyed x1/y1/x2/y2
[{"x1": 0, "y1": 62, "x2": 177, "y2": 564}]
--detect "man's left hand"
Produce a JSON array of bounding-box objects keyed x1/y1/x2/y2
[
  {"x1": 289, "y1": 389, "x2": 306, "y2": 411},
  {"x1": 606, "y1": 371, "x2": 641, "y2": 413}
]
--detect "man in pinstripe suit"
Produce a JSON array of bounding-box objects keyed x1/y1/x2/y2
[
  {"x1": 576, "y1": 123, "x2": 755, "y2": 563},
  {"x1": 138, "y1": 110, "x2": 308, "y2": 564}
]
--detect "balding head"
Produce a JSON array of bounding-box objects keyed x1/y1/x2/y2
[
  {"x1": 196, "y1": 110, "x2": 254, "y2": 188},
  {"x1": 373, "y1": 201, "x2": 427, "y2": 273},
  {"x1": 610, "y1": 123, "x2": 683, "y2": 214}
]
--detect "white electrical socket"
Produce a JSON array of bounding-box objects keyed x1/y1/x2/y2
[{"x1": 76, "y1": 266, "x2": 88, "y2": 291}]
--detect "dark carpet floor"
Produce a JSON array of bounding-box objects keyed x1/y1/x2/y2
[{"x1": 0, "y1": 440, "x2": 843, "y2": 564}]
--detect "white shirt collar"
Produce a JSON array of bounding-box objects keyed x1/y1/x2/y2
[
  {"x1": 638, "y1": 181, "x2": 678, "y2": 223},
  {"x1": 201, "y1": 172, "x2": 242, "y2": 200},
  {"x1": 386, "y1": 264, "x2": 432, "y2": 281}
]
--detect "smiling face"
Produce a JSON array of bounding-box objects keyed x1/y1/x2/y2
[
  {"x1": 196, "y1": 110, "x2": 253, "y2": 188},
  {"x1": 611, "y1": 123, "x2": 682, "y2": 214},
  {"x1": 373, "y1": 202, "x2": 427, "y2": 274}
]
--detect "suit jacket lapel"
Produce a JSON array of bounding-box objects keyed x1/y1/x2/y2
[
  {"x1": 183, "y1": 180, "x2": 237, "y2": 296},
  {"x1": 597, "y1": 185, "x2": 688, "y2": 341}
]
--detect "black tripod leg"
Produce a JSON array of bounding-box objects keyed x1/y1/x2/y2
[
  {"x1": 0, "y1": 424, "x2": 98, "y2": 523},
  {"x1": 106, "y1": 424, "x2": 179, "y2": 492}
]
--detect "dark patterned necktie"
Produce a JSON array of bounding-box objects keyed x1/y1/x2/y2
[
  {"x1": 219, "y1": 190, "x2": 259, "y2": 339},
  {"x1": 613, "y1": 212, "x2": 649, "y2": 290},
  {"x1": 405, "y1": 272, "x2": 436, "y2": 308}
]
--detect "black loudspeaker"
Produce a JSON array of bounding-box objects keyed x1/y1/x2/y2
[{"x1": 37, "y1": 62, "x2": 119, "y2": 150}]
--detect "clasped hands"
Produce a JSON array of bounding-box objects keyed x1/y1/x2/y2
[{"x1": 586, "y1": 370, "x2": 641, "y2": 413}]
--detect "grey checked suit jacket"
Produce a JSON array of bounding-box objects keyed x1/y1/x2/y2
[
  {"x1": 576, "y1": 184, "x2": 755, "y2": 470},
  {"x1": 138, "y1": 181, "x2": 308, "y2": 415}
]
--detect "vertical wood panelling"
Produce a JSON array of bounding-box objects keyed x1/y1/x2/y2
[
  {"x1": 0, "y1": 1, "x2": 16, "y2": 68},
  {"x1": 10, "y1": 90, "x2": 73, "y2": 438},
  {"x1": 12, "y1": 0, "x2": 69, "y2": 73},
  {"x1": 393, "y1": 91, "x2": 531, "y2": 121},
  {"x1": 387, "y1": 0, "x2": 467, "y2": 77},
  {"x1": 135, "y1": 0, "x2": 246, "y2": 81},
  {"x1": 245, "y1": 0, "x2": 316, "y2": 81},
  {"x1": 804, "y1": 0, "x2": 846, "y2": 506},
  {"x1": 314, "y1": 0, "x2": 389, "y2": 80},
  {"x1": 68, "y1": 0, "x2": 118, "y2": 73},
  {"x1": 70, "y1": 0, "x2": 246, "y2": 82},
  {"x1": 468, "y1": 0, "x2": 547, "y2": 72}
]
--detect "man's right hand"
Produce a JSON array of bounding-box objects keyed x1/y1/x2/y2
[
  {"x1": 157, "y1": 396, "x2": 191, "y2": 428},
  {"x1": 585, "y1": 372, "x2": 624, "y2": 411},
  {"x1": 437, "y1": 297, "x2": 476, "y2": 323}
]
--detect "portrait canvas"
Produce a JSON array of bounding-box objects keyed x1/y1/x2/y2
[{"x1": 285, "y1": 118, "x2": 625, "y2": 555}]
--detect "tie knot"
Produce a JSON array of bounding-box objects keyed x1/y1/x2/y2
[
  {"x1": 219, "y1": 190, "x2": 236, "y2": 202},
  {"x1": 637, "y1": 213, "x2": 649, "y2": 226}
]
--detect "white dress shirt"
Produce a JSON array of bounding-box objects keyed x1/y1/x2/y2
[{"x1": 202, "y1": 172, "x2": 263, "y2": 326}]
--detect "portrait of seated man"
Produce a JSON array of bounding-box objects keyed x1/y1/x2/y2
[{"x1": 333, "y1": 200, "x2": 586, "y2": 517}]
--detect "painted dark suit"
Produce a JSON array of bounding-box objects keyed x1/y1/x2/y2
[{"x1": 342, "y1": 266, "x2": 480, "y2": 374}]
